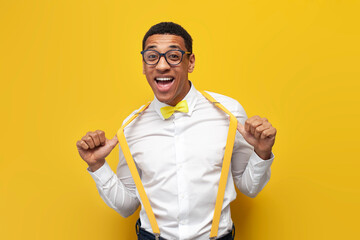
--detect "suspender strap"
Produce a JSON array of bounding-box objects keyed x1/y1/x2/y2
[
  {"x1": 200, "y1": 91, "x2": 238, "y2": 239},
  {"x1": 117, "y1": 102, "x2": 161, "y2": 238},
  {"x1": 117, "y1": 91, "x2": 238, "y2": 240}
]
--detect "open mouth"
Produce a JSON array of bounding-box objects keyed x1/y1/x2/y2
[
  {"x1": 154, "y1": 77, "x2": 175, "y2": 92},
  {"x1": 155, "y1": 77, "x2": 174, "y2": 84}
]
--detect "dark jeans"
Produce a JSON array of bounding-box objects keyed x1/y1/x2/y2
[{"x1": 136, "y1": 219, "x2": 235, "y2": 240}]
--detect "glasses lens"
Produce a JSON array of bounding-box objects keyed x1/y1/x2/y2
[
  {"x1": 166, "y1": 50, "x2": 182, "y2": 65},
  {"x1": 144, "y1": 51, "x2": 159, "y2": 64}
]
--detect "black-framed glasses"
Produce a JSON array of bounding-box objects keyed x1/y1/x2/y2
[{"x1": 141, "y1": 49, "x2": 191, "y2": 66}]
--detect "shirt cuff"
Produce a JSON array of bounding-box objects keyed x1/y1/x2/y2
[
  {"x1": 250, "y1": 151, "x2": 275, "y2": 169},
  {"x1": 87, "y1": 161, "x2": 114, "y2": 186}
]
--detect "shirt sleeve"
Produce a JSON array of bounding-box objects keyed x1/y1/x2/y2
[
  {"x1": 230, "y1": 102, "x2": 275, "y2": 198},
  {"x1": 87, "y1": 152, "x2": 140, "y2": 217},
  {"x1": 86, "y1": 110, "x2": 142, "y2": 217}
]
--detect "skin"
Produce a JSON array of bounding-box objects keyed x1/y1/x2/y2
[
  {"x1": 237, "y1": 116, "x2": 277, "y2": 160},
  {"x1": 76, "y1": 130, "x2": 118, "y2": 172},
  {"x1": 142, "y1": 34, "x2": 195, "y2": 106},
  {"x1": 76, "y1": 34, "x2": 277, "y2": 172}
]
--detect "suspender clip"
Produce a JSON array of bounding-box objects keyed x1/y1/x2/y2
[
  {"x1": 210, "y1": 237, "x2": 217, "y2": 240},
  {"x1": 155, "y1": 233, "x2": 160, "y2": 240}
]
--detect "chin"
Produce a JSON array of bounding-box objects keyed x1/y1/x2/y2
[
  {"x1": 154, "y1": 91, "x2": 173, "y2": 102},
  {"x1": 157, "y1": 96, "x2": 173, "y2": 104}
]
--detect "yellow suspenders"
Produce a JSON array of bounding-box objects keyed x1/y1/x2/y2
[{"x1": 116, "y1": 91, "x2": 238, "y2": 240}]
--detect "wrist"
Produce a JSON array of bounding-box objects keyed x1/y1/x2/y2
[
  {"x1": 254, "y1": 149, "x2": 272, "y2": 160},
  {"x1": 88, "y1": 159, "x2": 105, "y2": 172}
]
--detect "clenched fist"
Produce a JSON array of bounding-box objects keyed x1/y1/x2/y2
[
  {"x1": 76, "y1": 130, "x2": 119, "y2": 172},
  {"x1": 236, "y1": 116, "x2": 277, "y2": 160}
]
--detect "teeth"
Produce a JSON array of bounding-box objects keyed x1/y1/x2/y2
[{"x1": 156, "y1": 77, "x2": 173, "y2": 81}]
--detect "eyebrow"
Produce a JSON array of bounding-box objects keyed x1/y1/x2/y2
[{"x1": 145, "y1": 45, "x2": 182, "y2": 50}]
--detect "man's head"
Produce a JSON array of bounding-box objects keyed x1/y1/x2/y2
[
  {"x1": 142, "y1": 22, "x2": 195, "y2": 106},
  {"x1": 142, "y1": 22, "x2": 193, "y2": 54}
]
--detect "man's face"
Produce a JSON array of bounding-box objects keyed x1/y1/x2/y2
[{"x1": 143, "y1": 34, "x2": 195, "y2": 106}]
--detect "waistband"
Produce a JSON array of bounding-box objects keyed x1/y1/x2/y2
[{"x1": 135, "y1": 219, "x2": 235, "y2": 240}]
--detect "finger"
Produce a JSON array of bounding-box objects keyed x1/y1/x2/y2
[
  {"x1": 108, "y1": 135, "x2": 119, "y2": 149},
  {"x1": 237, "y1": 121, "x2": 246, "y2": 136},
  {"x1": 96, "y1": 130, "x2": 106, "y2": 146},
  {"x1": 260, "y1": 127, "x2": 277, "y2": 139},
  {"x1": 254, "y1": 124, "x2": 271, "y2": 139},
  {"x1": 89, "y1": 132, "x2": 101, "y2": 147},
  {"x1": 244, "y1": 116, "x2": 261, "y2": 133},
  {"x1": 249, "y1": 119, "x2": 263, "y2": 136},
  {"x1": 104, "y1": 135, "x2": 119, "y2": 152},
  {"x1": 76, "y1": 140, "x2": 89, "y2": 150},
  {"x1": 82, "y1": 135, "x2": 95, "y2": 149}
]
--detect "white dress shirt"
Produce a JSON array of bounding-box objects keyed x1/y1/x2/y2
[{"x1": 88, "y1": 82, "x2": 274, "y2": 240}]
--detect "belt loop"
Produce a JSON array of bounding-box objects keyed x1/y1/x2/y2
[
  {"x1": 135, "y1": 218, "x2": 140, "y2": 236},
  {"x1": 232, "y1": 224, "x2": 235, "y2": 239}
]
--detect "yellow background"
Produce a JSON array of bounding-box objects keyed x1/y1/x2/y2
[{"x1": 1, "y1": 0, "x2": 359, "y2": 239}]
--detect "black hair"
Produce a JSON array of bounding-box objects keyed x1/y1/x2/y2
[{"x1": 142, "y1": 22, "x2": 193, "y2": 53}]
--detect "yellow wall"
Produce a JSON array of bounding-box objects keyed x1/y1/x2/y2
[{"x1": 1, "y1": 1, "x2": 359, "y2": 239}]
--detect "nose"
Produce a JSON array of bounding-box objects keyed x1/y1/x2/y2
[{"x1": 156, "y1": 55, "x2": 171, "y2": 71}]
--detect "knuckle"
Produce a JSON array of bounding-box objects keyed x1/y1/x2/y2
[
  {"x1": 253, "y1": 120, "x2": 261, "y2": 126},
  {"x1": 79, "y1": 141, "x2": 88, "y2": 149}
]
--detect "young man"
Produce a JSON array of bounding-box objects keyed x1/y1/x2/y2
[{"x1": 76, "y1": 22, "x2": 277, "y2": 240}]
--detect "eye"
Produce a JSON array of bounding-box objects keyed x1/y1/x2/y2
[
  {"x1": 167, "y1": 53, "x2": 180, "y2": 60},
  {"x1": 148, "y1": 54, "x2": 157, "y2": 59},
  {"x1": 145, "y1": 51, "x2": 159, "y2": 62}
]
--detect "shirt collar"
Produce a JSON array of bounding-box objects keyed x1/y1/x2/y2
[{"x1": 153, "y1": 81, "x2": 198, "y2": 120}]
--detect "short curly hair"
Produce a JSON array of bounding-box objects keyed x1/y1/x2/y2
[{"x1": 142, "y1": 22, "x2": 193, "y2": 53}]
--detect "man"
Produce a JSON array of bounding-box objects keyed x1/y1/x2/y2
[{"x1": 76, "y1": 22, "x2": 277, "y2": 240}]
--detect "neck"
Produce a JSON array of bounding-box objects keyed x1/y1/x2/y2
[{"x1": 167, "y1": 80, "x2": 191, "y2": 106}]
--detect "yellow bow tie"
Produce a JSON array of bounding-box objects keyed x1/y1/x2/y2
[{"x1": 160, "y1": 100, "x2": 189, "y2": 119}]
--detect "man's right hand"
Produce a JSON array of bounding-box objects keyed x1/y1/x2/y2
[{"x1": 76, "y1": 130, "x2": 119, "y2": 172}]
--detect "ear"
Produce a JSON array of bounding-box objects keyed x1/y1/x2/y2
[
  {"x1": 142, "y1": 61, "x2": 146, "y2": 75},
  {"x1": 187, "y1": 53, "x2": 195, "y2": 73}
]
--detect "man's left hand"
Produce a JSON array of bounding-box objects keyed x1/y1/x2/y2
[{"x1": 236, "y1": 116, "x2": 277, "y2": 160}]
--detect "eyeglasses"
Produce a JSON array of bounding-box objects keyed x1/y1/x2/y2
[{"x1": 141, "y1": 49, "x2": 191, "y2": 66}]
